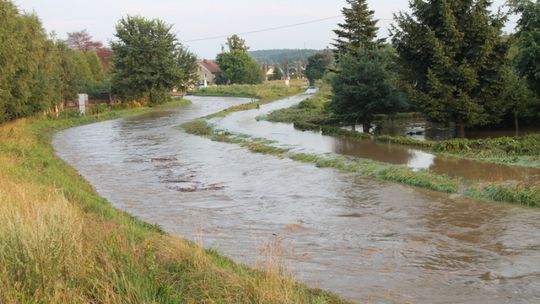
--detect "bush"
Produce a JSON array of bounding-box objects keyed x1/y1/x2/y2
[
  {"x1": 57, "y1": 110, "x2": 81, "y2": 119},
  {"x1": 181, "y1": 120, "x2": 213, "y2": 136},
  {"x1": 475, "y1": 183, "x2": 540, "y2": 207},
  {"x1": 88, "y1": 104, "x2": 110, "y2": 115},
  {"x1": 111, "y1": 103, "x2": 129, "y2": 111},
  {"x1": 376, "y1": 135, "x2": 433, "y2": 148},
  {"x1": 430, "y1": 135, "x2": 540, "y2": 155}
]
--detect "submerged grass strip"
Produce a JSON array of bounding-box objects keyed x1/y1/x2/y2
[
  {"x1": 182, "y1": 121, "x2": 460, "y2": 194},
  {"x1": 262, "y1": 87, "x2": 540, "y2": 169},
  {"x1": 182, "y1": 120, "x2": 540, "y2": 208},
  {"x1": 0, "y1": 104, "x2": 347, "y2": 303}
]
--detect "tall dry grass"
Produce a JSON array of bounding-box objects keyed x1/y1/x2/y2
[
  {"x1": 0, "y1": 167, "x2": 86, "y2": 303},
  {"x1": 0, "y1": 114, "x2": 348, "y2": 303}
]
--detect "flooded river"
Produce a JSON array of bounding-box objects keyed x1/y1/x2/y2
[
  {"x1": 53, "y1": 96, "x2": 540, "y2": 303},
  {"x1": 215, "y1": 96, "x2": 540, "y2": 183}
]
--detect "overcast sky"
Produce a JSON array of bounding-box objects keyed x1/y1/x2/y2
[{"x1": 14, "y1": 0, "x2": 514, "y2": 59}]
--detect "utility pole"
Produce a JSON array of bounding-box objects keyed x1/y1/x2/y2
[{"x1": 285, "y1": 61, "x2": 290, "y2": 87}]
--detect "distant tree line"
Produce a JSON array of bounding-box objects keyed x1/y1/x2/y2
[
  {"x1": 249, "y1": 49, "x2": 321, "y2": 65},
  {"x1": 324, "y1": 0, "x2": 540, "y2": 137},
  {"x1": 0, "y1": 0, "x2": 199, "y2": 123}
]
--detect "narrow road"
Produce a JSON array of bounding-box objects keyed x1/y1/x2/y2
[{"x1": 53, "y1": 96, "x2": 540, "y2": 303}]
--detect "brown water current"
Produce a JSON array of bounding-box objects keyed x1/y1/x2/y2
[
  {"x1": 53, "y1": 96, "x2": 540, "y2": 303},
  {"x1": 215, "y1": 96, "x2": 540, "y2": 183}
]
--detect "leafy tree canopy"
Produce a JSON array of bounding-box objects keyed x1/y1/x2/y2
[
  {"x1": 331, "y1": 50, "x2": 408, "y2": 133},
  {"x1": 510, "y1": 0, "x2": 540, "y2": 97},
  {"x1": 333, "y1": 0, "x2": 381, "y2": 57},
  {"x1": 111, "y1": 16, "x2": 195, "y2": 103},
  {"x1": 215, "y1": 35, "x2": 263, "y2": 85},
  {"x1": 305, "y1": 50, "x2": 334, "y2": 86},
  {"x1": 226, "y1": 34, "x2": 249, "y2": 52},
  {"x1": 392, "y1": 0, "x2": 510, "y2": 136}
]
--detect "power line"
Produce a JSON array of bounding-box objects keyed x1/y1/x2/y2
[
  {"x1": 182, "y1": 16, "x2": 343, "y2": 43},
  {"x1": 182, "y1": 16, "x2": 396, "y2": 44}
]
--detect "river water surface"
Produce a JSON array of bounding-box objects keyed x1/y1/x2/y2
[{"x1": 53, "y1": 96, "x2": 540, "y2": 303}]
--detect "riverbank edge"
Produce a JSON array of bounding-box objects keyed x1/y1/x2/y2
[
  {"x1": 192, "y1": 81, "x2": 306, "y2": 119},
  {"x1": 296, "y1": 121, "x2": 540, "y2": 169},
  {"x1": 180, "y1": 117, "x2": 540, "y2": 208},
  {"x1": 262, "y1": 91, "x2": 540, "y2": 169},
  {"x1": 0, "y1": 100, "x2": 347, "y2": 303}
]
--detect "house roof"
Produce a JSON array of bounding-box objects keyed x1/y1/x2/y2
[{"x1": 199, "y1": 60, "x2": 221, "y2": 74}]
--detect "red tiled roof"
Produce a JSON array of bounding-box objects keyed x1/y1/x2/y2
[{"x1": 199, "y1": 59, "x2": 221, "y2": 74}]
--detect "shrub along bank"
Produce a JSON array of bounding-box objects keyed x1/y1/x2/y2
[{"x1": 0, "y1": 103, "x2": 347, "y2": 303}]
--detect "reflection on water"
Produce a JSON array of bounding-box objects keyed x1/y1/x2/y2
[
  {"x1": 53, "y1": 96, "x2": 540, "y2": 303},
  {"x1": 377, "y1": 118, "x2": 540, "y2": 141},
  {"x1": 215, "y1": 96, "x2": 540, "y2": 183},
  {"x1": 408, "y1": 150, "x2": 436, "y2": 171}
]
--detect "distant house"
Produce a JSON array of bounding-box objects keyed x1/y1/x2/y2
[
  {"x1": 197, "y1": 60, "x2": 221, "y2": 87},
  {"x1": 263, "y1": 64, "x2": 285, "y2": 81},
  {"x1": 264, "y1": 67, "x2": 275, "y2": 81}
]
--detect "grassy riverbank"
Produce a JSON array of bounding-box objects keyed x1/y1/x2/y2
[
  {"x1": 263, "y1": 87, "x2": 540, "y2": 168},
  {"x1": 182, "y1": 119, "x2": 540, "y2": 208},
  {"x1": 0, "y1": 103, "x2": 347, "y2": 303},
  {"x1": 196, "y1": 80, "x2": 306, "y2": 118}
]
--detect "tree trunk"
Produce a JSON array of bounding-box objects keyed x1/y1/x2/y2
[
  {"x1": 363, "y1": 120, "x2": 371, "y2": 133},
  {"x1": 351, "y1": 122, "x2": 356, "y2": 132},
  {"x1": 514, "y1": 112, "x2": 519, "y2": 137},
  {"x1": 456, "y1": 123, "x2": 466, "y2": 138}
]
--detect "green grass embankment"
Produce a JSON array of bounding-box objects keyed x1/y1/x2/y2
[{"x1": 0, "y1": 100, "x2": 347, "y2": 303}]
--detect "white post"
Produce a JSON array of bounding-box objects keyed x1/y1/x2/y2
[{"x1": 78, "y1": 94, "x2": 88, "y2": 115}]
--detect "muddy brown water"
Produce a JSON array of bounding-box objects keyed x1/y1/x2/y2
[
  {"x1": 215, "y1": 96, "x2": 540, "y2": 183},
  {"x1": 374, "y1": 119, "x2": 540, "y2": 141},
  {"x1": 53, "y1": 96, "x2": 540, "y2": 303}
]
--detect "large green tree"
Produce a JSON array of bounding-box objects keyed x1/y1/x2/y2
[
  {"x1": 215, "y1": 35, "x2": 263, "y2": 85},
  {"x1": 502, "y1": 66, "x2": 536, "y2": 134},
  {"x1": 175, "y1": 46, "x2": 198, "y2": 92},
  {"x1": 226, "y1": 34, "x2": 249, "y2": 52},
  {"x1": 67, "y1": 30, "x2": 113, "y2": 71},
  {"x1": 85, "y1": 51, "x2": 105, "y2": 81},
  {"x1": 111, "y1": 16, "x2": 190, "y2": 104},
  {"x1": 331, "y1": 50, "x2": 407, "y2": 133},
  {"x1": 332, "y1": 0, "x2": 380, "y2": 57},
  {"x1": 0, "y1": 0, "x2": 91, "y2": 122},
  {"x1": 0, "y1": 1, "x2": 67, "y2": 121},
  {"x1": 511, "y1": 0, "x2": 540, "y2": 97},
  {"x1": 55, "y1": 42, "x2": 81, "y2": 102},
  {"x1": 305, "y1": 51, "x2": 334, "y2": 86},
  {"x1": 392, "y1": 0, "x2": 510, "y2": 137}
]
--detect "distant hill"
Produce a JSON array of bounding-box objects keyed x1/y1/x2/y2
[{"x1": 249, "y1": 49, "x2": 322, "y2": 65}]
